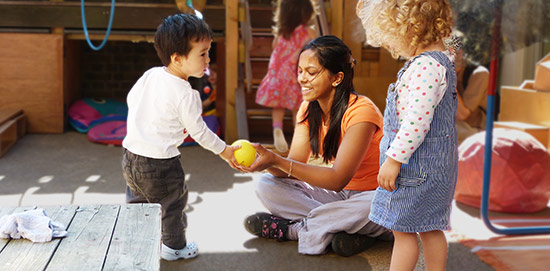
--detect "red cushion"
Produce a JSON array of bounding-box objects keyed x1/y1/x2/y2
[{"x1": 455, "y1": 128, "x2": 550, "y2": 213}]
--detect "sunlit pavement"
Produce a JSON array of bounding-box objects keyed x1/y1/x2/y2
[{"x1": 0, "y1": 132, "x2": 492, "y2": 270}]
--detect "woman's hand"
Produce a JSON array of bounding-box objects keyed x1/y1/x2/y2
[
  {"x1": 377, "y1": 157, "x2": 402, "y2": 192},
  {"x1": 219, "y1": 144, "x2": 242, "y2": 170},
  {"x1": 240, "y1": 143, "x2": 277, "y2": 172}
]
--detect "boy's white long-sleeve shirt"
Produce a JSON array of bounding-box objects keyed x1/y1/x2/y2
[{"x1": 123, "y1": 67, "x2": 226, "y2": 159}]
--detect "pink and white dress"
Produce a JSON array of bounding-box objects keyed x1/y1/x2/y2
[{"x1": 255, "y1": 24, "x2": 312, "y2": 110}]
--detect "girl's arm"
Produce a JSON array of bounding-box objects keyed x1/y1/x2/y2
[
  {"x1": 378, "y1": 157, "x2": 402, "y2": 192},
  {"x1": 456, "y1": 93, "x2": 471, "y2": 121},
  {"x1": 461, "y1": 66, "x2": 489, "y2": 112},
  {"x1": 386, "y1": 56, "x2": 447, "y2": 164},
  {"x1": 246, "y1": 122, "x2": 377, "y2": 192},
  {"x1": 379, "y1": 56, "x2": 447, "y2": 191}
]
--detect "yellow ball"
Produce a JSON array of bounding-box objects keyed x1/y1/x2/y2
[{"x1": 231, "y1": 139, "x2": 257, "y2": 167}]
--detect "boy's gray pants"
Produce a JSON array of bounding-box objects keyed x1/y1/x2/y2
[
  {"x1": 254, "y1": 173, "x2": 391, "y2": 255},
  {"x1": 122, "y1": 149, "x2": 188, "y2": 250}
]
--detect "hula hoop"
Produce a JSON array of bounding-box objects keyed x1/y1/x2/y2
[{"x1": 81, "y1": 0, "x2": 115, "y2": 51}]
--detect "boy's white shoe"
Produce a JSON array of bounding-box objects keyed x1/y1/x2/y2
[{"x1": 161, "y1": 242, "x2": 198, "y2": 261}]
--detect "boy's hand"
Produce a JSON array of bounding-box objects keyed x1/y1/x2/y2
[
  {"x1": 219, "y1": 145, "x2": 241, "y2": 170},
  {"x1": 377, "y1": 157, "x2": 402, "y2": 192}
]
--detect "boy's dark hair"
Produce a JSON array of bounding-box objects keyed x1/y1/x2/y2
[{"x1": 154, "y1": 13, "x2": 213, "y2": 66}]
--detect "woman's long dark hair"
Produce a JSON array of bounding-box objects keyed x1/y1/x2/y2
[{"x1": 298, "y1": 35, "x2": 357, "y2": 163}]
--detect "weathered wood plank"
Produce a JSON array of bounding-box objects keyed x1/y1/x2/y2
[
  {"x1": 46, "y1": 205, "x2": 120, "y2": 271},
  {"x1": 103, "y1": 203, "x2": 161, "y2": 271},
  {"x1": 0, "y1": 206, "x2": 78, "y2": 271},
  {"x1": 0, "y1": 2, "x2": 226, "y2": 30}
]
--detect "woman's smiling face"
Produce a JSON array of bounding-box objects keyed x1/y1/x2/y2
[{"x1": 297, "y1": 49, "x2": 336, "y2": 103}]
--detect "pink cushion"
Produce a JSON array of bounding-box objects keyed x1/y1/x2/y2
[{"x1": 455, "y1": 128, "x2": 550, "y2": 213}]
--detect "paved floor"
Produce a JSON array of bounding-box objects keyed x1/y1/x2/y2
[{"x1": 0, "y1": 132, "x2": 493, "y2": 270}]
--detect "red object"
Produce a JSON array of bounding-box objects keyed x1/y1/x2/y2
[{"x1": 455, "y1": 128, "x2": 550, "y2": 213}]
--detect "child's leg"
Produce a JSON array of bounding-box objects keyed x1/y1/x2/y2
[
  {"x1": 158, "y1": 166, "x2": 188, "y2": 249},
  {"x1": 121, "y1": 149, "x2": 188, "y2": 249},
  {"x1": 390, "y1": 231, "x2": 419, "y2": 271},
  {"x1": 122, "y1": 149, "x2": 147, "y2": 203},
  {"x1": 272, "y1": 108, "x2": 288, "y2": 152},
  {"x1": 419, "y1": 230, "x2": 447, "y2": 271},
  {"x1": 272, "y1": 107, "x2": 286, "y2": 127}
]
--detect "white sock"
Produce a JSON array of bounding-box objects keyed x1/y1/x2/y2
[{"x1": 287, "y1": 220, "x2": 303, "y2": 241}]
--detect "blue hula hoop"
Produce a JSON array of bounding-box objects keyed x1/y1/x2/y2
[{"x1": 81, "y1": 0, "x2": 115, "y2": 51}]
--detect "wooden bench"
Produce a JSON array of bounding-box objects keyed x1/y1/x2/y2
[
  {"x1": 0, "y1": 204, "x2": 161, "y2": 271},
  {"x1": 0, "y1": 109, "x2": 26, "y2": 158}
]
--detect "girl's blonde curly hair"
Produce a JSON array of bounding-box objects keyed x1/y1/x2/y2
[{"x1": 357, "y1": 0, "x2": 453, "y2": 59}]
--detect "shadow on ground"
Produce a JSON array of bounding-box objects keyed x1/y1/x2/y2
[
  {"x1": 162, "y1": 238, "x2": 386, "y2": 271},
  {"x1": 0, "y1": 132, "x2": 494, "y2": 270}
]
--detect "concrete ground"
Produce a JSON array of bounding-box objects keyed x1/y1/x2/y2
[{"x1": 0, "y1": 131, "x2": 493, "y2": 270}]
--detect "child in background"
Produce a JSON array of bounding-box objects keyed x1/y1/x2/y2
[
  {"x1": 255, "y1": 0, "x2": 317, "y2": 153},
  {"x1": 453, "y1": 32, "x2": 489, "y2": 143},
  {"x1": 122, "y1": 13, "x2": 240, "y2": 261},
  {"x1": 201, "y1": 63, "x2": 217, "y2": 115},
  {"x1": 357, "y1": 0, "x2": 457, "y2": 270},
  {"x1": 189, "y1": 63, "x2": 217, "y2": 116}
]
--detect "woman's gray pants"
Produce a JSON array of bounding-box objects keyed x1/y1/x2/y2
[{"x1": 254, "y1": 173, "x2": 391, "y2": 255}]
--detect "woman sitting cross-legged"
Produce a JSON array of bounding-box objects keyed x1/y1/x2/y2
[{"x1": 240, "y1": 35, "x2": 392, "y2": 256}]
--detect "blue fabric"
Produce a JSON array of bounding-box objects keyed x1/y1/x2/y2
[{"x1": 369, "y1": 51, "x2": 458, "y2": 233}]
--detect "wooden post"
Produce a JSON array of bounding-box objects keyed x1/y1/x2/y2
[
  {"x1": 225, "y1": 0, "x2": 239, "y2": 142},
  {"x1": 330, "y1": 0, "x2": 343, "y2": 38},
  {"x1": 50, "y1": 0, "x2": 64, "y2": 34},
  {"x1": 50, "y1": 0, "x2": 64, "y2": 26},
  {"x1": 342, "y1": 0, "x2": 362, "y2": 75}
]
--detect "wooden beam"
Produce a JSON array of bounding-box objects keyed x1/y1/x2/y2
[
  {"x1": 225, "y1": 0, "x2": 239, "y2": 143},
  {"x1": 0, "y1": 2, "x2": 273, "y2": 32},
  {"x1": 0, "y1": 2, "x2": 225, "y2": 31}
]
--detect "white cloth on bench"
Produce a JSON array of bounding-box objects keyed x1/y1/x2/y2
[{"x1": 0, "y1": 208, "x2": 67, "y2": 242}]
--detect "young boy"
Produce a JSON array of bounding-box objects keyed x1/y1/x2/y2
[{"x1": 121, "y1": 13, "x2": 240, "y2": 261}]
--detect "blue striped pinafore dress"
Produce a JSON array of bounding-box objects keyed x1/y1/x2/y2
[{"x1": 368, "y1": 51, "x2": 458, "y2": 233}]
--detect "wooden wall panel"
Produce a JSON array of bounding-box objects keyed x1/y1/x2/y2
[
  {"x1": 0, "y1": 33, "x2": 64, "y2": 133},
  {"x1": 354, "y1": 76, "x2": 398, "y2": 112}
]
